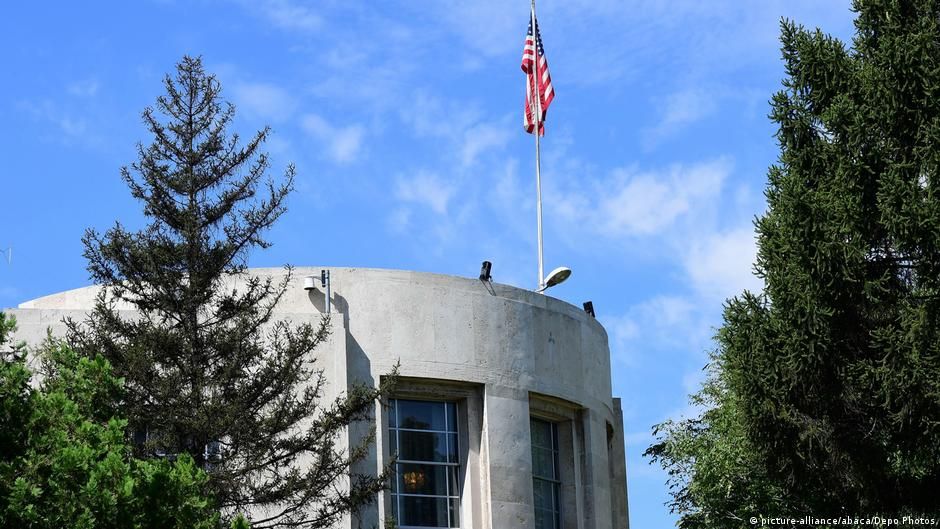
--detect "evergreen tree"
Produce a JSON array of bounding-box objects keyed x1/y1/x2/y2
[
  {"x1": 68, "y1": 56, "x2": 392, "y2": 528},
  {"x1": 648, "y1": 1, "x2": 940, "y2": 525}
]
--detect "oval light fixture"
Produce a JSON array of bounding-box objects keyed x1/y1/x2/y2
[{"x1": 539, "y1": 266, "x2": 572, "y2": 291}]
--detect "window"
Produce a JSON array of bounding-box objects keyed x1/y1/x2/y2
[
  {"x1": 531, "y1": 418, "x2": 560, "y2": 529},
  {"x1": 389, "y1": 399, "x2": 460, "y2": 528}
]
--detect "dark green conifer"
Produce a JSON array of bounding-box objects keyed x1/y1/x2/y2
[
  {"x1": 69, "y1": 56, "x2": 391, "y2": 528},
  {"x1": 648, "y1": 1, "x2": 940, "y2": 525}
]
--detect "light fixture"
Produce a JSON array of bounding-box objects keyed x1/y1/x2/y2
[
  {"x1": 303, "y1": 276, "x2": 316, "y2": 290},
  {"x1": 479, "y1": 260, "x2": 493, "y2": 282},
  {"x1": 402, "y1": 470, "x2": 426, "y2": 492},
  {"x1": 583, "y1": 301, "x2": 595, "y2": 318},
  {"x1": 537, "y1": 266, "x2": 571, "y2": 292}
]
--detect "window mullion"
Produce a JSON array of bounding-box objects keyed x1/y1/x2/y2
[{"x1": 391, "y1": 398, "x2": 460, "y2": 528}]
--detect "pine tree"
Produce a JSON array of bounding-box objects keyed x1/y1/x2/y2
[
  {"x1": 649, "y1": 1, "x2": 940, "y2": 525},
  {"x1": 68, "y1": 56, "x2": 392, "y2": 528}
]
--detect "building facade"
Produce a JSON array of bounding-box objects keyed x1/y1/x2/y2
[{"x1": 7, "y1": 267, "x2": 629, "y2": 529}]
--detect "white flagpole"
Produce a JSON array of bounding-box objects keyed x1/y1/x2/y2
[{"x1": 531, "y1": 0, "x2": 545, "y2": 292}]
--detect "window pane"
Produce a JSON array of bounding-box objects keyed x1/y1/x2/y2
[
  {"x1": 531, "y1": 418, "x2": 560, "y2": 529},
  {"x1": 535, "y1": 507, "x2": 557, "y2": 529},
  {"x1": 446, "y1": 402, "x2": 457, "y2": 433},
  {"x1": 389, "y1": 399, "x2": 460, "y2": 528},
  {"x1": 530, "y1": 419, "x2": 554, "y2": 450},
  {"x1": 533, "y1": 477, "x2": 555, "y2": 511},
  {"x1": 399, "y1": 496, "x2": 450, "y2": 527},
  {"x1": 397, "y1": 463, "x2": 450, "y2": 496},
  {"x1": 447, "y1": 433, "x2": 458, "y2": 463},
  {"x1": 397, "y1": 400, "x2": 447, "y2": 430},
  {"x1": 449, "y1": 498, "x2": 460, "y2": 527},
  {"x1": 449, "y1": 464, "x2": 459, "y2": 496},
  {"x1": 532, "y1": 446, "x2": 555, "y2": 479},
  {"x1": 399, "y1": 431, "x2": 455, "y2": 463}
]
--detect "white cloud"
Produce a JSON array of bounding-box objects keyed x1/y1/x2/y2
[
  {"x1": 17, "y1": 99, "x2": 99, "y2": 147},
  {"x1": 67, "y1": 79, "x2": 99, "y2": 97},
  {"x1": 264, "y1": 135, "x2": 292, "y2": 156},
  {"x1": 460, "y1": 121, "x2": 511, "y2": 167},
  {"x1": 322, "y1": 43, "x2": 369, "y2": 70},
  {"x1": 553, "y1": 158, "x2": 731, "y2": 238},
  {"x1": 684, "y1": 227, "x2": 761, "y2": 301},
  {"x1": 399, "y1": 92, "x2": 480, "y2": 140},
  {"x1": 573, "y1": 155, "x2": 760, "y2": 381},
  {"x1": 419, "y1": 1, "x2": 521, "y2": 58},
  {"x1": 385, "y1": 169, "x2": 469, "y2": 250},
  {"x1": 232, "y1": 82, "x2": 295, "y2": 122},
  {"x1": 644, "y1": 89, "x2": 719, "y2": 147},
  {"x1": 387, "y1": 208, "x2": 412, "y2": 233},
  {"x1": 251, "y1": 0, "x2": 322, "y2": 31},
  {"x1": 395, "y1": 171, "x2": 457, "y2": 215},
  {"x1": 300, "y1": 113, "x2": 365, "y2": 164},
  {"x1": 605, "y1": 295, "x2": 704, "y2": 367},
  {"x1": 398, "y1": 91, "x2": 511, "y2": 168},
  {"x1": 301, "y1": 18, "x2": 426, "y2": 115},
  {"x1": 600, "y1": 174, "x2": 692, "y2": 236}
]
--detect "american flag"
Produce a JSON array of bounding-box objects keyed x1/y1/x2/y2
[{"x1": 521, "y1": 15, "x2": 554, "y2": 136}]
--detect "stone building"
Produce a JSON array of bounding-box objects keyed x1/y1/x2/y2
[{"x1": 7, "y1": 267, "x2": 629, "y2": 529}]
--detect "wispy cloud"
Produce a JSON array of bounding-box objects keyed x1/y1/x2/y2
[
  {"x1": 387, "y1": 208, "x2": 412, "y2": 234},
  {"x1": 605, "y1": 295, "x2": 705, "y2": 366},
  {"x1": 67, "y1": 79, "x2": 99, "y2": 97},
  {"x1": 399, "y1": 91, "x2": 512, "y2": 168},
  {"x1": 395, "y1": 171, "x2": 457, "y2": 215},
  {"x1": 249, "y1": 0, "x2": 323, "y2": 31},
  {"x1": 684, "y1": 227, "x2": 761, "y2": 300},
  {"x1": 460, "y1": 120, "x2": 512, "y2": 167},
  {"x1": 420, "y1": 0, "x2": 522, "y2": 58},
  {"x1": 300, "y1": 113, "x2": 365, "y2": 164},
  {"x1": 643, "y1": 89, "x2": 719, "y2": 148},
  {"x1": 17, "y1": 99, "x2": 101, "y2": 147},
  {"x1": 400, "y1": 91, "x2": 481, "y2": 140},
  {"x1": 232, "y1": 82, "x2": 296, "y2": 122},
  {"x1": 386, "y1": 169, "x2": 470, "y2": 250},
  {"x1": 550, "y1": 158, "x2": 732, "y2": 239}
]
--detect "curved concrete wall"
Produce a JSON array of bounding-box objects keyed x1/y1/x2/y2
[{"x1": 8, "y1": 267, "x2": 629, "y2": 529}]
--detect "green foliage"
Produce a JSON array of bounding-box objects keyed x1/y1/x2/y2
[
  {"x1": 231, "y1": 513, "x2": 252, "y2": 529},
  {"x1": 0, "y1": 313, "x2": 31, "y2": 477},
  {"x1": 647, "y1": 362, "x2": 790, "y2": 529},
  {"x1": 68, "y1": 56, "x2": 394, "y2": 528},
  {"x1": 649, "y1": 1, "x2": 940, "y2": 526},
  {"x1": 0, "y1": 320, "x2": 217, "y2": 529}
]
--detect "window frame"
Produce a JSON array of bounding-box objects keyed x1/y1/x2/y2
[
  {"x1": 383, "y1": 378, "x2": 482, "y2": 529},
  {"x1": 389, "y1": 398, "x2": 461, "y2": 529},
  {"x1": 529, "y1": 392, "x2": 583, "y2": 529},
  {"x1": 530, "y1": 417, "x2": 561, "y2": 529}
]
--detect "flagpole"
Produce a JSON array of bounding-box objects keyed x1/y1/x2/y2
[{"x1": 531, "y1": 0, "x2": 545, "y2": 292}]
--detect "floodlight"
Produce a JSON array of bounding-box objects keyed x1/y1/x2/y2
[
  {"x1": 583, "y1": 301, "x2": 595, "y2": 318},
  {"x1": 479, "y1": 261, "x2": 493, "y2": 282}
]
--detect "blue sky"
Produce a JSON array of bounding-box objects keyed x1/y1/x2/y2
[{"x1": 1, "y1": 1, "x2": 857, "y2": 527}]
